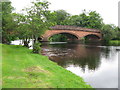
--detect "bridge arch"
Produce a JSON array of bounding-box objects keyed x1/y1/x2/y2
[
  {"x1": 84, "y1": 34, "x2": 101, "y2": 41},
  {"x1": 47, "y1": 32, "x2": 79, "y2": 41}
]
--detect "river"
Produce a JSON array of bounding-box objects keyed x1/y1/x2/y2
[
  {"x1": 41, "y1": 42, "x2": 119, "y2": 88},
  {"x1": 11, "y1": 40, "x2": 119, "y2": 88}
]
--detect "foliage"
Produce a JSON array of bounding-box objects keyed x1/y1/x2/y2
[
  {"x1": 87, "y1": 11, "x2": 103, "y2": 29},
  {"x1": 62, "y1": 15, "x2": 80, "y2": 26},
  {"x1": 25, "y1": 0, "x2": 51, "y2": 37},
  {"x1": 15, "y1": 0, "x2": 53, "y2": 52},
  {"x1": 47, "y1": 9, "x2": 118, "y2": 43},
  {"x1": 117, "y1": 27, "x2": 120, "y2": 40},
  {"x1": 49, "y1": 34, "x2": 68, "y2": 42},
  {"x1": 109, "y1": 40, "x2": 120, "y2": 46},
  {"x1": 49, "y1": 33, "x2": 79, "y2": 42},
  {"x1": 44, "y1": 9, "x2": 70, "y2": 25},
  {"x1": 1, "y1": 0, "x2": 119, "y2": 46},
  {"x1": 101, "y1": 24, "x2": 117, "y2": 43},
  {"x1": 62, "y1": 10, "x2": 103, "y2": 29},
  {"x1": 27, "y1": 0, "x2": 52, "y2": 52},
  {"x1": 13, "y1": 14, "x2": 31, "y2": 47},
  {"x1": 33, "y1": 42, "x2": 41, "y2": 53},
  {"x1": 43, "y1": 10, "x2": 57, "y2": 25},
  {"x1": 1, "y1": 1, "x2": 17, "y2": 44},
  {"x1": 54, "y1": 10, "x2": 70, "y2": 25},
  {"x1": 113, "y1": 27, "x2": 120, "y2": 40}
]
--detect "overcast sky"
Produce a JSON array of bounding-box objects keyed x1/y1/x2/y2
[{"x1": 10, "y1": 0, "x2": 119, "y2": 26}]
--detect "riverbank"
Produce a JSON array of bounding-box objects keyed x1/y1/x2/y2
[
  {"x1": 2, "y1": 44, "x2": 91, "y2": 88},
  {"x1": 109, "y1": 40, "x2": 120, "y2": 46}
]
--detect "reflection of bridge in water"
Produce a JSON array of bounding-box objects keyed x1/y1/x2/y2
[
  {"x1": 41, "y1": 25, "x2": 102, "y2": 41},
  {"x1": 41, "y1": 43, "x2": 106, "y2": 71}
]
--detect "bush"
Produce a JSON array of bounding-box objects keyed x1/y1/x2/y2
[{"x1": 33, "y1": 42, "x2": 41, "y2": 53}]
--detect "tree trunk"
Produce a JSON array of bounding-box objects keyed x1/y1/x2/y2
[{"x1": 23, "y1": 38, "x2": 29, "y2": 48}]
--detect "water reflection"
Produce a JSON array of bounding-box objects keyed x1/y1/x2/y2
[
  {"x1": 41, "y1": 43, "x2": 118, "y2": 88},
  {"x1": 42, "y1": 44, "x2": 103, "y2": 71}
]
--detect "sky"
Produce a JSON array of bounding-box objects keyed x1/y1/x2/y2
[{"x1": 10, "y1": 0, "x2": 119, "y2": 26}]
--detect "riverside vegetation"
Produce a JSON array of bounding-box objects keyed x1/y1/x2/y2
[
  {"x1": 2, "y1": 44, "x2": 92, "y2": 88},
  {"x1": 1, "y1": 0, "x2": 120, "y2": 88},
  {"x1": 2, "y1": 1, "x2": 120, "y2": 50},
  {"x1": 109, "y1": 40, "x2": 120, "y2": 46}
]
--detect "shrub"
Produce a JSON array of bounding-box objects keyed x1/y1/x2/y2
[{"x1": 33, "y1": 42, "x2": 41, "y2": 54}]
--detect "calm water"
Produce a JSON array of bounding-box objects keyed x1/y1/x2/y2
[{"x1": 41, "y1": 42, "x2": 119, "y2": 88}]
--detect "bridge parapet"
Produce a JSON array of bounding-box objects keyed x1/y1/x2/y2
[{"x1": 50, "y1": 25, "x2": 101, "y2": 33}]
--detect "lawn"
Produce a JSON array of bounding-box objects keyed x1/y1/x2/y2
[{"x1": 2, "y1": 44, "x2": 91, "y2": 88}]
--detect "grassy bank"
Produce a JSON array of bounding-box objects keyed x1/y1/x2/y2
[
  {"x1": 109, "y1": 40, "x2": 120, "y2": 46},
  {"x1": 2, "y1": 44, "x2": 91, "y2": 88}
]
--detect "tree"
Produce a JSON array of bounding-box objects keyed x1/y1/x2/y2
[
  {"x1": 62, "y1": 15, "x2": 80, "y2": 26},
  {"x1": 21, "y1": 0, "x2": 52, "y2": 53},
  {"x1": 87, "y1": 11, "x2": 103, "y2": 29},
  {"x1": 111, "y1": 26, "x2": 120, "y2": 40},
  {"x1": 51, "y1": 9, "x2": 70, "y2": 25},
  {"x1": 117, "y1": 27, "x2": 120, "y2": 40},
  {"x1": 14, "y1": 14, "x2": 32, "y2": 47},
  {"x1": 101, "y1": 24, "x2": 116, "y2": 42},
  {"x1": 43, "y1": 10, "x2": 58, "y2": 25},
  {"x1": 62, "y1": 10, "x2": 103, "y2": 29},
  {"x1": 1, "y1": 1, "x2": 17, "y2": 44}
]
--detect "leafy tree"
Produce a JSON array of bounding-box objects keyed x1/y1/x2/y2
[
  {"x1": 43, "y1": 10, "x2": 57, "y2": 25},
  {"x1": 51, "y1": 10, "x2": 70, "y2": 25},
  {"x1": 21, "y1": 0, "x2": 52, "y2": 53},
  {"x1": 1, "y1": 1, "x2": 17, "y2": 44},
  {"x1": 14, "y1": 14, "x2": 31, "y2": 47},
  {"x1": 62, "y1": 15, "x2": 80, "y2": 26},
  {"x1": 112, "y1": 26, "x2": 120, "y2": 40},
  {"x1": 101, "y1": 24, "x2": 116, "y2": 42},
  {"x1": 62, "y1": 10, "x2": 103, "y2": 29},
  {"x1": 8, "y1": 0, "x2": 54, "y2": 53},
  {"x1": 117, "y1": 27, "x2": 120, "y2": 40},
  {"x1": 87, "y1": 11, "x2": 103, "y2": 29}
]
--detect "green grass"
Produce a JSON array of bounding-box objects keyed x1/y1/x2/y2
[
  {"x1": 109, "y1": 40, "x2": 120, "y2": 46},
  {"x1": 0, "y1": 44, "x2": 2, "y2": 89},
  {"x1": 2, "y1": 44, "x2": 92, "y2": 88}
]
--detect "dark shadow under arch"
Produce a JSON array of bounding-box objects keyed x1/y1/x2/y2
[
  {"x1": 84, "y1": 34, "x2": 100, "y2": 41},
  {"x1": 48, "y1": 32, "x2": 79, "y2": 42}
]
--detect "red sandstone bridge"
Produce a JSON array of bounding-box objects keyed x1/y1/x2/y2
[{"x1": 41, "y1": 25, "x2": 102, "y2": 41}]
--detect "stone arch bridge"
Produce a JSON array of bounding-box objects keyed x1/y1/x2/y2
[{"x1": 41, "y1": 25, "x2": 102, "y2": 41}]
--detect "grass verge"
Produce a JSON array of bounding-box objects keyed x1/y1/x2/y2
[
  {"x1": 2, "y1": 44, "x2": 92, "y2": 88},
  {"x1": 109, "y1": 40, "x2": 120, "y2": 46}
]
